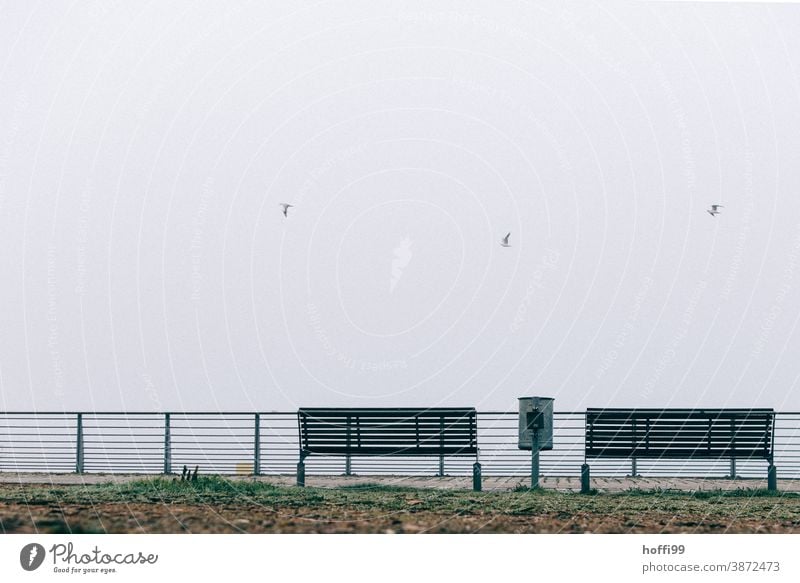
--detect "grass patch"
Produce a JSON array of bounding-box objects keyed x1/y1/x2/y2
[
  {"x1": 511, "y1": 483, "x2": 559, "y2": 494},
  {"x1": 689, "y1": 488, "x2": 795, "y2": 499},
  {"x1": 127, "y1": 475, "x2": 280, "y2": 494},
  {"x1": 2, "y1": 476, "x2": 798, "y2": 520},
  {"x1": 622, "y1": 487, "x2": 793, "y2": 499},
  {"x1": 2, "y1": 475, "x2": 800, "y2": 533},
  {"x1": 338, "y1": 483, "x2": 422, "y2": 493}
]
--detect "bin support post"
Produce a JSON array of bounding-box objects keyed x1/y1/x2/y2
[
  {"x1": 730, "y1": 457, "x2": 736, "y2": 479},
  {"x1": 253, "y1": 413, "x2": 261, "y2": 476},
  {"x1": 530, "y1": 430, "x2": 540, "y2": 489},
  {"x1": 768, "y1": 464, "x2": 777, "y2": 492},
  {"x1": 297, "y1": 456, "x2": 306, "y2": 487},
  {"x1": 631, "y1": 457, "x2": 638, "y2": 477},
  {"x1": 75, "y1": 413, "x2": 84, "y2": 474},
  {"x1": 345, "y1": 454, "x2": 352, "y2": 476},
  {"x1": 581, "y1": 463, "x2": 591, "y2": 494},
  {"x1": 438, "y1": 454, "x2": 444, "y2": 477},
  {"x1": 163, "y1": 413, "x2": 171, "y2": 475}
]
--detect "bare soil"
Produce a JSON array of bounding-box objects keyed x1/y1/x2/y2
[
  {"x1": 2, "y1": 501, "x2": 800, "y2": 534},
  {"x1": 2, "y1": 477, "x2": 799, "y2": 534}
]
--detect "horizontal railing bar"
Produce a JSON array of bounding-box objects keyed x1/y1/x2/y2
[
  {"x1": 19, "y1": 410, "x2": 787, "y2": 416},
  {"x1": 2, "y1": 410, "x2": 800, "y2": 478},
  {"x1": 0, "y1": 412, "x2": 295, "y2": 416}
]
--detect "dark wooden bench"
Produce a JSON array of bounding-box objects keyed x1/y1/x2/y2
[
  {"x1": 581, "y1": 408, "x2": 777, "y2": 492},
  {"x1": 296, "y1": 407, "x2": 482, "y2": 491}
]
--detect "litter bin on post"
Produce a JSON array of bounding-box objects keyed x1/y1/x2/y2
[{"x1": 518, "y1": 397, "x2": 554, "y2": 489}]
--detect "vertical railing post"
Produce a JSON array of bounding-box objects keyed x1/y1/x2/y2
[
  {"x1": 437, "y1": 416, "x2": 444, "y2": 477},
  {"x1": 75, "y1": 413, "x2": 84, "y2": 474},
  {"x1": 631, "y1": 417, "x2": 638, "y2": 477},
  {"x1": 345, "y1": 415, "x2": 352, "y2": 476},
  {"x1": 163, "y1": 413, "x2": 171, "y2": 474},
  {"x1": 253, "y1": 413, "x2": 261, "y2": 476},
  {"x1": 472, "y1": 459, "x2": 482, "y2": 492},
  {"x1": 730, "y1": 417, "x2": 736, "y2": 479},
  {"x1": 581, "y1": 411, "x2": 591, "y2": 494},
  {"x1": 581, "y1": 463, "x2": 591, "y2": 494}
]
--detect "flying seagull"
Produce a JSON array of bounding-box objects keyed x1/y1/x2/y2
[
  {"x1": 279, "y1": 203, "x2": 294, "y2": 217},
  {"x1": 500, "y1": 232, "x2": 511, "y2": 247},
  {"x1": 707, "y1": 204, "x2": 723, "y2": 217}
]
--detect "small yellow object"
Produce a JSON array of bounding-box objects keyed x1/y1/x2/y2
[{"x1": 236, "y1": 463, "x2": 254, "y2": 475}]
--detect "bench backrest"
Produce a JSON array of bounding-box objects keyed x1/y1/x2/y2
[
  {"x1": 297, "y1": 408, "x2": 478, "y2": 457},
  {"x1": 585, "y1": 408, "x2": 775, "y2": 460}
]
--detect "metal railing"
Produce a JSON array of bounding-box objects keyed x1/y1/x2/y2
[{"x1": 1, "y1": 411, "x2": 799, "y2": 478}]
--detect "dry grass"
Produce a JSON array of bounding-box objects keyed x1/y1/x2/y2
[{"x1": 1, "y1": 476, "x2": 799, "y2": 533}]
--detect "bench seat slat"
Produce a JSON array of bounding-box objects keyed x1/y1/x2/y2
[
  {"x1": 588, "y1": 433, "x2": 768, "y2": 439},
  {"x1": 305, "y1": 447, "x2": 477, "y2": 456},
  {"x1": 587, "y1": 449, "x2": 769, "y2": 459},
  {"x1": 304, "y1": 438, "x2": 476, "y2": 445},
  {"x1": 301, "y1": 427, "x2": 475, "y2": 433}
]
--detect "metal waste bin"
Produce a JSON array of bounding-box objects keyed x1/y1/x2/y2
[
  {"x1": 518, "y1": 397, "x2": 554, "y2": 489},
  {"x1": 518, "y1": 397, "x2": 554, "y2": 451}
]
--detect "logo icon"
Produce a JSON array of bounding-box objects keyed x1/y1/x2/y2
[
  {"x1": 390, "y1": 236, "x2": 413, "y2": 293},
  {"x1": 20, "y1": 543, "x2": 46, "y2": 571}
]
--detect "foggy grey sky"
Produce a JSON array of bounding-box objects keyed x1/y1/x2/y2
[{"x1": 1, "y1": 1, "x2": 800, "y2": 412}]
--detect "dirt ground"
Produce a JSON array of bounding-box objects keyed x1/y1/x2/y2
[
  {"x1": 1, "y1": 474, "x2": 799, "y2": 534},
  {"x1": 3, "y1": 500, "x2": 799, "y2": 534}
]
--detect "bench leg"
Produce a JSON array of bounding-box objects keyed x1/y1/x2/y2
[
  {"x1": 768, "y1": 464, "x2": 777, "y2": 492},
  {"x1": 296, "y1": 461, "x2": 305, "y2": 487},
  {"x1": 581, "y1": 463, "x2": 591, "y2": 494},
  {"x1": 472, "y1": 462, "x2": 482, "y2": 492}
]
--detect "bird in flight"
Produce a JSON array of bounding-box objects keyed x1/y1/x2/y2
[
  {"x1": 707, "y1": 204, "x2": 723, "y2": 217},
  {"x1": 500, "y1": 232, "x2": 511, "y2": 247},
  {"x1": 279, "y1": 203, "x2": 294, "y2": 217}
]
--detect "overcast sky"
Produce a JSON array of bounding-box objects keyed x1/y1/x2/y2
[{"x1": 1, "y1": 1, "x2": 800, "y2": 413}]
